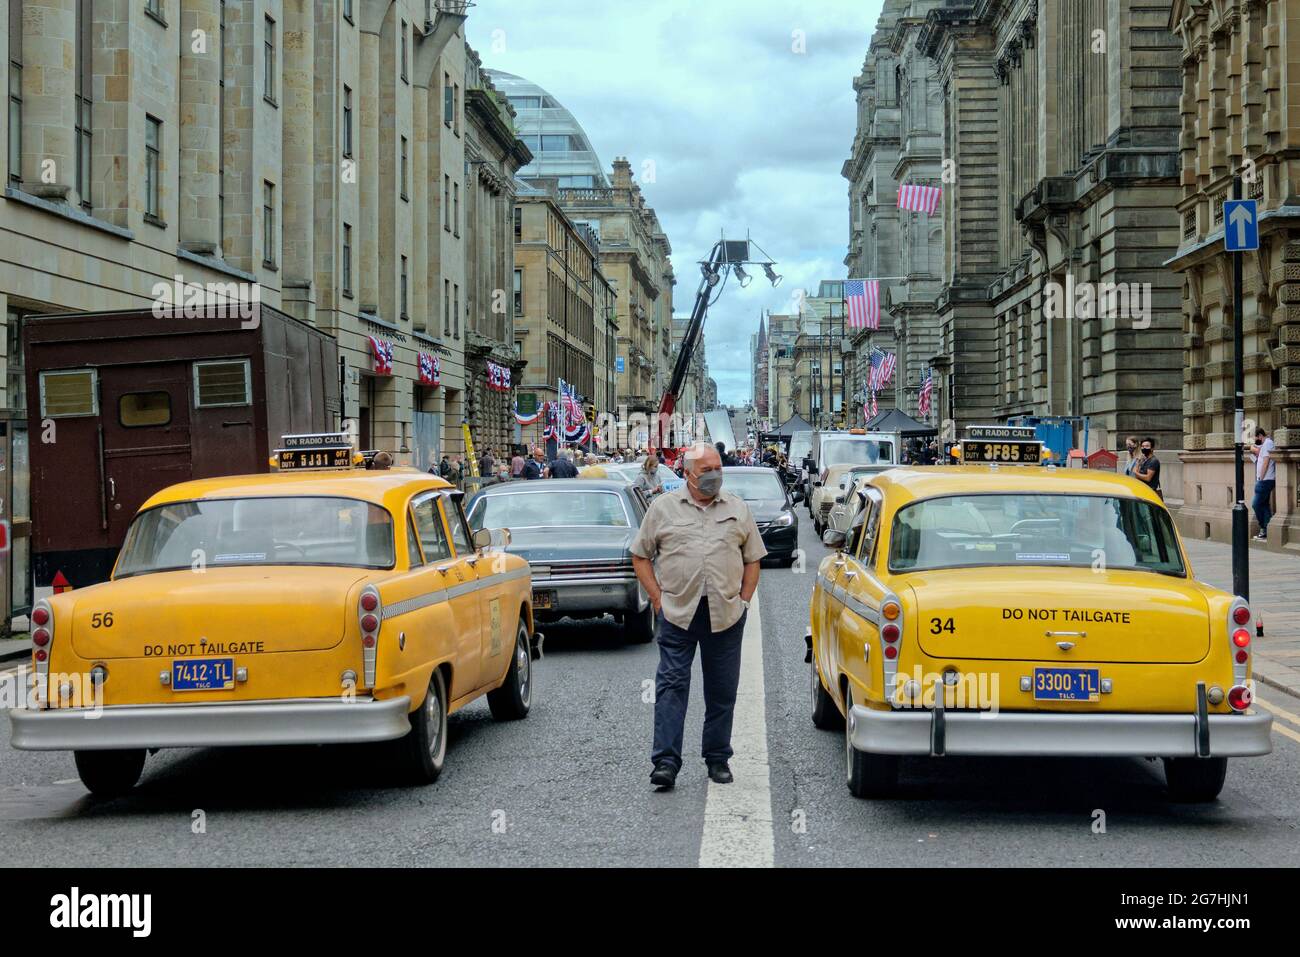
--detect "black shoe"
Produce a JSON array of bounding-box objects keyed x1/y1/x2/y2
[
  {"x1": 707, "y1": 761, "x2": 733, "y2": 784},
  {"x1": 650, "y1": 762, "x2": 678, "y2": 789}
]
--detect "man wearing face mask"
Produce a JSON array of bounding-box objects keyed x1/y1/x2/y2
[{"x1": 631, "y1": 443, "x2": 766, "y2": 790}]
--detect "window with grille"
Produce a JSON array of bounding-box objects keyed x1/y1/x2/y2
[
  {"x1": 40, "y1": 370, "x2": 98, "y2": 418},
  {"x1": 194, "y1": 360, "x2": 252, "y2": 408}
]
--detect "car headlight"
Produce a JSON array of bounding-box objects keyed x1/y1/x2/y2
[{"x1": 771, "y1": 511, "x2": 795, "y2": 528}]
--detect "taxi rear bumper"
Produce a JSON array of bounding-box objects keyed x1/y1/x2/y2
[
  {"x1": 847, "y1": 705, "x2": 1274, "y2": 758},
  {"x1": 9, "y1": 696, "x2": 413, "y2": 751},
  {"x1": 530, "y1": 576, "x2": 643, "y2": 616}
]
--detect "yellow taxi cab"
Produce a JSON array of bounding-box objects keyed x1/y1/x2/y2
[
  {"x1": 11, "y1": 434, "x2": 536, "y2": 796},
  {"x1": 808, "y1": 426, "x2": 1273, "y2": 802}
]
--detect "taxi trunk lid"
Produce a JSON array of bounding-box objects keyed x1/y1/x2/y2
[
  {"x1": 69, "y1": 567, "x2": 368, "y2": 659},
  {"x1": 909, "y1": 566, "x2": 1210, "y2": 664}
]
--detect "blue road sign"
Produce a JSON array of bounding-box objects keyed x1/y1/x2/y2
[
  {"x1": 1224, "y1": 199, "x2": 1259, "y2": 252},
  {"x1": 615, "y1": 356, "x2": 625, "y2": 374}
]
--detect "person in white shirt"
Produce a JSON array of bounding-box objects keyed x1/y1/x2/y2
[{"x1": 1251, "y1": 427, "x2": 1277, "y2": 541}]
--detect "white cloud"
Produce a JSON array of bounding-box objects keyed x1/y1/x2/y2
[{"x1": 468, "y1": 0, "x2": 884, "y2": 406}]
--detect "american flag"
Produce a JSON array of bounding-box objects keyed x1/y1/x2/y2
[
  {"x1": 368, "y1": 336, "x2": 393, "y2": 376},
  {"x1": 897, "y1": 183, "x2": 942, "y2": 215},
  {"x1": 844, "y1": 279, "x2": 880, "y2": 330},
  {"x1": 868, "y1": 347, "x2": 896, "y2": 391},
  {"x1": 919, "y1": 368, "x2": 934, "y2": 416},
  {"x1": 418, "y1": 352, "x2": 439, "y2": 387}
]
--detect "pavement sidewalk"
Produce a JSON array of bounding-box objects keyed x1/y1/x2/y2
[{"x1": 1183, "y1": 538, "x2": 1300, "y2": 697}]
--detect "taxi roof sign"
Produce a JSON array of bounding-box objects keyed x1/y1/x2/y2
[
  {"x1": 966, "y1": 424, "x2": 1038, "y2": 441},
  {"x1": 272, "y1": 432, "x2": 360, "y2": 471},
  {"x1": 280, "y1": 432, "x2": 351, "y2": 449}
]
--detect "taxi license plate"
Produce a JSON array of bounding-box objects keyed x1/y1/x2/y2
[
  {"x1": 532, "y1": 590, "x2": 554, "y2": 610},
  {"x1": 172, "y1": 657, "x2": 235, "y2": 691},
  {"x1": 1033, "y1": 667, "x2": 1099, "y2": 702}
]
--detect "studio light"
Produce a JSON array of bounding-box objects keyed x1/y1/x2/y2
[
  {"x1": 733, "y1": 264, "x2": 752, "y2": 287},
  {"x1": 763, "y1": 263, "x2": 783, "y2": 287}
]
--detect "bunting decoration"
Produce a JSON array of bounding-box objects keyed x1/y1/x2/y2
[
  {"x1": 897, "y1": 183, "x2": 942, "y2": 215},
  {"x1": 487, "y1": 360, "x2": 512, "y2": 392},
  {"x1": 368, "y1": 336, "x2": 394, "y2": 376},
  {"x1": 418, "y1": 352, "x2": 441, "y2": 387}
]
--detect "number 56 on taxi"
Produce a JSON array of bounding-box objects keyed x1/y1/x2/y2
[
  {"x1": 10, "y1": 435, "x2": 538, "y2": 797},
  {"x1": 809, "y1": 455, "x2": 1273, "y2": 803}
]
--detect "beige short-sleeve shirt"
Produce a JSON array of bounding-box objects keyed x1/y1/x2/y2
[{"x1": 630, "y1": 485, "x2": 767, "y2": 632}]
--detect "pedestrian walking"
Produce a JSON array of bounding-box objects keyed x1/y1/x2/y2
[
  {"x1": 633, "y1": 452, "x2": 665, "y2": 500},
  {"x1": 479, "y1": 447, "x2": 495, "y2": 477},
  {"x1": 438, "y1": 454, "x2": 451, "y2": 480},
  {"x1": 1133, "y1": 437, "x2": 1162, "y2": 499},
  {"x1": 549, "y1": 449, "x2": 578, "y2": 478},
  {"x1": 511, "y1": 452, "x2": 526, "y2": 478},
  {"x1": 1251, "y1": 427, "x2": 1276, "y2": 541},
  {"x1": 1122, "y1": 435, "x2": 1140, "y2": 478},
  {"x1": 522, "y1": 446, "x2": 546, "y2": 480},
  {"x1": 631, "y1": 442, "x2": 767, "y2": 790}
]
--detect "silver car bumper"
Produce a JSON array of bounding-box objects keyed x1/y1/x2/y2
[
  {"x1": 9, "y1": 696, "x2": 413, "y2": 751},
  {"x1": 530, "y1": 576, "x2": 643, "y2": 615},
  {"x1": 847, "y1": 705, "x2": 1274, "y2": 758}
]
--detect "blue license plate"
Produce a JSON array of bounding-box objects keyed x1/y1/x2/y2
[
  {"x1": 172, "y1": 657, "x2": 235, "y2": 691},
  {"x1": 1033, "y1": 667, "x2": 1099, "y2": 702}
]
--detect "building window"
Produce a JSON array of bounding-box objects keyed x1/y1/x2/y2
[
  {"x1": 443, "y1": 175, "x2": 450, "y2": 231},
  {"x1": 145, "y1": 116, "x2": 162, "y2": 222},
  {"x1": 9, "y1": 0, "x2": 22, "y2": 185},
  {"x1": 514, "y1": 206, "x2": 522, "y2": 242},
  {"x1": 194, "y1": 359, "x2": 253, "y2": 408},
  {"x1": 453, "y1": 182, "x2": 459, "y2": 237},
  {"x1": 444, "y1": 73, "x2": 453, "y2": 127},
  {"x1": 342, "y1": 223, "x2": 353, "y2": 297},
  {"x1": 262, "y1": 181, "x2": 276, "y2": 268},
  {"x1": 145, "y1": 0, "x2": 166, "y2": 24},
  {"x1": 343, "y1": 86, "x2": 353, "y2": 156},
  {"x1": 444, "y1": 280, "x2": 451, "y2": 336},
  {"x1": 39, "y1": 369, "x2": 99, "y2": 418},
  {"x1": 400, "y1": 136, "x2": 408, "y2": 200},
  {"x1": 400, "y1": 21, "x2": 408, "y2": 83},
  {"x1": 343, "y1": 0, "x2": 353, "y2": 23},
  {"x1": 453, "y1": 284, "x2": 460, "y2": 339},
  {"x1": 263, "y1": 15, "x2": 276, "y2": 106},
  {"x1": 75, "y1": 4, "x2": 93, "y2": 210},
  {"x1": 401, "y1": 256, "x2": 409, "y2": 320},
  {"x1": 513, "y1": 269, "x2": 522, "y2": 316},
  {"x1": 453, "y1": 84, "x2": 460, "y2": 135}
]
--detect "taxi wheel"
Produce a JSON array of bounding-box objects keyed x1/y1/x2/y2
[
  {"x1": 400, "y1": 669, "x2": 448, "y2": 784},
  {"x1": 1162, "y1": 757, "x2": 1227, "y2": 802},
  {"x1": 74, "y1": 748, "x2": 145, "y2": 797},
  {"x1": 844, "y1": 688, "x2": 898, "y2": 798},
  {"x1": 810, "y1": 660, "x2": 844, "y2": 731},
  {"x1": 487, "y1": 622, "x2": 533, "y2": 721},
  {"x1": 626, "y1": 602, "x2": 656, "y2": 644}
]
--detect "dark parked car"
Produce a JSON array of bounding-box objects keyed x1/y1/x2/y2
[
  {"x1": 466, "y1": 479, "x2": 656, "y2": 643},
  {"x1": 721, "y1": 467, "x2": 799, "y2": 566}
]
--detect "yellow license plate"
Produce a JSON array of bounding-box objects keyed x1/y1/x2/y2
[{"x1": 532, "y1": 590, "x2": 554, "y2": 610}]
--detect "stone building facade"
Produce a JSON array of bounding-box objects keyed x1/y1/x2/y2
[
  {"x1": 1167, "y1": 0, "x2": 1300, "y2": 547},
  {"x1": 764, "y1": 311, "x2": 800, "y2": 426},
  {"x1": 910, "y1": 0, "x2": 1185, "y2": 474},
  {"x1": 1, "y1": 1, "x2": 525, "y2": 476},
  {"x1": 511, "y1": 190, "x2": 609, "y2": 447},
  {"x1": 558, "y1": 158, "x2": 675, "y2": 415},
  {"x1": 464, "y1": 48, "x2": 531, "y2": 458}
]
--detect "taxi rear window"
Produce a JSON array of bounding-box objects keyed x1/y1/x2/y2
[
  {"x1": 115, "y1": 496, "x2": 395, "y2": 576},
  {"x1": 887, "y1": 493, "x2": 1185, "y2": 576}
]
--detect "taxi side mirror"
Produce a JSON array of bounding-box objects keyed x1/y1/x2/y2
[
  {"x1": 822, "y1": 528, "x2": 847, "y2": 549},
  {"x1": 791, "y1": 488, "x2": 805, "y2": 504},
  {"x1": 472, "y1": 528, "x2": 493, "y2": 551}
]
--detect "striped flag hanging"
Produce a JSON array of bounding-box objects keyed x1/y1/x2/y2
[
  {"x1": 897, "y1": 183, "x2": 942, "y2": 215},
  {"x1": 844, "y1": 279, "x2": 880, "y2": 330},
  {"x1": 919, "y1": 368, "x2": 934, "y2": 417}
]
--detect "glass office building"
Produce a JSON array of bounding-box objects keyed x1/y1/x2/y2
[{"x1": 485, "y1": 70, "x2": 610, "y2": 189}]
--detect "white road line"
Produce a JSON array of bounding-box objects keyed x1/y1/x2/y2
[{"x1": 698, "y1": 591, "x2": 774, "y2": 869}]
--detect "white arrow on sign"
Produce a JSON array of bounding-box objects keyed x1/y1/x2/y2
[{"x1": 1229, "y1": 203, "x2": 1254, "y2": 247}]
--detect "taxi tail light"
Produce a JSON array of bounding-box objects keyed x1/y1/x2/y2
[
  {"x1": 1226, "y1": 684, "x2": 1252, "y2": 712},
  {"x1": 358, "y1": 586, "x2": 381, "y2": 689},
  {"x1": 32, "y1": 599, "x2": 53, "y2": 706},
  {"x1": 1228, "y1": 599, "x2": 1251, "y2": 686},
  {"x1": 880, "y1": 593, "x2": 904, "y2": 705}
]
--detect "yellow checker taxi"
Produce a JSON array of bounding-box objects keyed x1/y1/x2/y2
[
  {"x1": 809, "y1": 426, "x2": 1273, "y2": 802},
  {"x1": 11, "y1": 434, "x2": 536, "y2": 796}
]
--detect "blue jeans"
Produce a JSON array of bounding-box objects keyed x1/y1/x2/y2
[
  {"x1": 1252, "y1": 479, "x2": 1275, "y2": 533},
  {"x1": 651, "y1": 599, "x2": 746, "y2": 770}
]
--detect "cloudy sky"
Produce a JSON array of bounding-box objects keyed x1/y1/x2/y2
[{"x1": 465, "y1": 0, "x2": 885, "y2": 407}]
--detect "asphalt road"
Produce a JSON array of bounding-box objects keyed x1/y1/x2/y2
[{"x1": 1, "y1": 515, "x2": 1298, "y2": 867}]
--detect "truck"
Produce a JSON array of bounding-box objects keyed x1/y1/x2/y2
[{"x1": 26, "y1": 304, "x2": 339, "y2": 590}]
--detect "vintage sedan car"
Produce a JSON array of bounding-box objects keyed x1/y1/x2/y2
[
  {"x1": 823, "y1": 464, "x2": 897, "y2": 536},
  {"x1": 600, "y1": 461, "x2": 687, "y2": 497},
  {"x1": 467, "y1": 479, "x2": 656, "y2": 643},
  {"x1": 11, "y1": 445, "x2": 535, "y2": 796},
  {"x1": 809, "y1": 465, "x2": 1273, "y2": 802},
  {"x1": 721, "y1": 467, "x2": 800, "y2": 565},
  {"x1": 809, "y1": 434, "x2": 897, "y2": 533}
]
